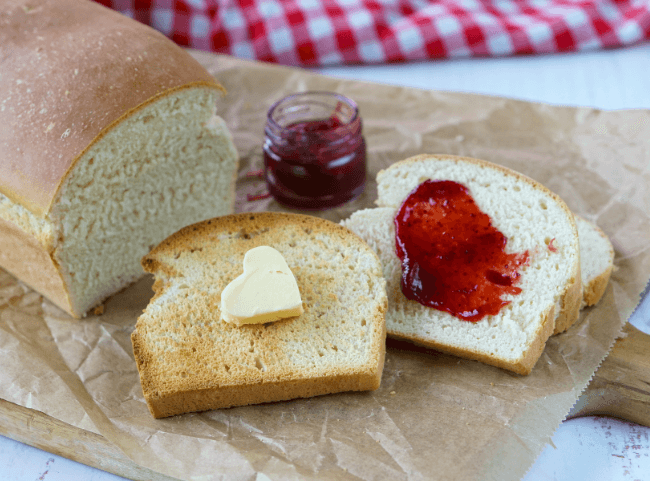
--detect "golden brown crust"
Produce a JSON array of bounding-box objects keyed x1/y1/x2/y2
[
  {"x1": 0, "y1": 0, "x2": 225, "y2": 217},
  {"x1": 133, "y1": 337, "x2": 383, "y2": 418},
  {"x1": 0, "y1": 216, "x2": 73, "y2": 315},
  {"x1": 583, "y1": 265, "x2": 613, "y2": 306},
  {"x1": 134, "y1": 213, "x2": 387, "y2": 418}
]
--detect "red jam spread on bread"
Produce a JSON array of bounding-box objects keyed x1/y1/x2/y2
[{"x1": 394, "y1": 180, "x2": 529, "y2": 322}]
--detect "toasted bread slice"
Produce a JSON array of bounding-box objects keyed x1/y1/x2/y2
[
  {"x1": 575, "y1": 216, "x2": 615, "y2": 307},
  {"x1": 342, "y1": 154, "x2": 581, "y2": 374},
  {"x1": 132, "y1": 213, "x2": 387, "y2": 418}
]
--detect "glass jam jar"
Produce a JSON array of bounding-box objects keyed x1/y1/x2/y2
[{"x1": 263, "y1": 91, "x2": 366, "y2": 209}]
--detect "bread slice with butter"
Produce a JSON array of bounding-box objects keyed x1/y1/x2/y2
[
  {"x1": 342, "y1": 154, "x2": 582, "y2": 375},
  {"x1": 132, "y1": 213, "x2": 387, "y2": 418}
]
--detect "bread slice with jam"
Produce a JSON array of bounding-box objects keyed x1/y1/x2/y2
[
  {"x1": 342, "y1": 154, "x2": 582, "y2": 375},
  {"x1": 132, "y1": 212, "x2": 387, "y2": 418}
]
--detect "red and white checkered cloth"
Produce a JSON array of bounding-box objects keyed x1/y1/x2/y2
[{"x1": 95, "y1": 0, "x2": 650, "y2": 66}]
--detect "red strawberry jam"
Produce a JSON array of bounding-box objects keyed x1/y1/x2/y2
[
  {"x1": 263, "y1": 92, "x2": 366, "y2": 209},
  {"x1": 394, "y1": 180, "x2": 529, "y2": 322}
]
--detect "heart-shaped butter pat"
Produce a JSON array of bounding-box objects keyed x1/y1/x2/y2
[{"x1": 220, "y1": 246, "x2": 304, "y2": 326}]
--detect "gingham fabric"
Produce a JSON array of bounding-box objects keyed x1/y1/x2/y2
[{"x1": 95, "y1": 0, "x2": 650, "y2": 66}]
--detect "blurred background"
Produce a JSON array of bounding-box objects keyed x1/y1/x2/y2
[{"x1": 92, "y1": 0, "x2": 650, "y2": 67}]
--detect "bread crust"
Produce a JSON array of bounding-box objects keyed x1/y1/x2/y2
[
  {"x1": 552, "y1": 265, "x2": 583, "y2": 334},
  {"x1": 134, "y1": 352, "x2": 384, "y2": 418},
  {"x1": 0, "y1": 0, "x2": 225, "y2": 217},
  {"x1": 583, "y1": 266, "x2": 614, "y2": 306},
  {"x1": 133, "y1": 213, "x2": 387, "y2": 418},
  {"x1": 0, "y1": 216, "x2": 73, "y2": 314}
]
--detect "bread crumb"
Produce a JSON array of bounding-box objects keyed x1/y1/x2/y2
[
  {"x1": 92, "y1": 304, "x2": 105, "y2": 316},
  {"x1": 390, "y1": 391, "x2": 396, "y2": 395},
  {"x1": 490, "y1": 382, "x2": 494, "y2": 386}
]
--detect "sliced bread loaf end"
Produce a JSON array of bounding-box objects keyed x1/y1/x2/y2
[
  {"x1": 133, "y1": 213, "x2": 387, "y2": 418},
  {"x1": 0, "y1": 0, "x2": 239, "y2": 317}
]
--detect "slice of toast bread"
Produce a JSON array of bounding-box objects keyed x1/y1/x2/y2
[
  {"x1": 342, "y1": 154, "x2": 582, "y2": 374},
  {"x1": 375, "y1": 154, "x2": 583, "y2": 336},
  {"x1": 132, "y1": 213, "x2": 387, "y2": 418},
  {"x1": 575, "y1": 215, "x2": 615, "y2": 307}
]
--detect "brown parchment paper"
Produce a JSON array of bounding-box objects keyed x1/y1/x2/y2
[{"x1": 1, "y1": 51, "x2": 649, "y2": 481}]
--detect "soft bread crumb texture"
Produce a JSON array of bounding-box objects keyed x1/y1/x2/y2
[
  {"x1": 575, "y1": 216, "x2": 615, "y2": 306},
  {"x1": 0, "y1": 87, "x2": 238, "y2": 317},
  {"x1": 342, "y1": 154, "x2": 582, "y2": 374},
  {"x1": 133, "y1": 213, "x2": 387, "y2": 418}
]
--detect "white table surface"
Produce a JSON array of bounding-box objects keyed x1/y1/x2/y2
[{"x1": 2, "y1": 43, "x2": 650, "y2": 481}]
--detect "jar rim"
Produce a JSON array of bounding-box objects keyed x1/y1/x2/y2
[{"x1": 266, "y1": 91, "x2": 360, "y2": 132}]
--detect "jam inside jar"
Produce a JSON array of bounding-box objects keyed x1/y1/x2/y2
[{"x1": 263, "y1": 92, "x2": 366, "y2": 209}]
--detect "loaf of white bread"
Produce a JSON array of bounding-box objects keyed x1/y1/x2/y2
[
  {"x1": 132, "y1": 213, "x2": 387, "y2": 418},
  {"x1": 0, "y1": 0, "x2": 238, "y2": 317},
  {"x1": 342, "y1": 154, "x2": 585, "y2": 375}
]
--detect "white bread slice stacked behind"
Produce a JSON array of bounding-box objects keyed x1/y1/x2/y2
[
  {"x1": 0, "y1": 0, "x2": 238, "y2": 317},
  {"x1": 575, "y1": 216, "x2": 615, "y2": 307},
  {"x1": 132, "y1": 213, "x2": 387, "y2": 418},
  {"x1": 342, "y1": 155, "x2": 582, "y2": 374}
]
